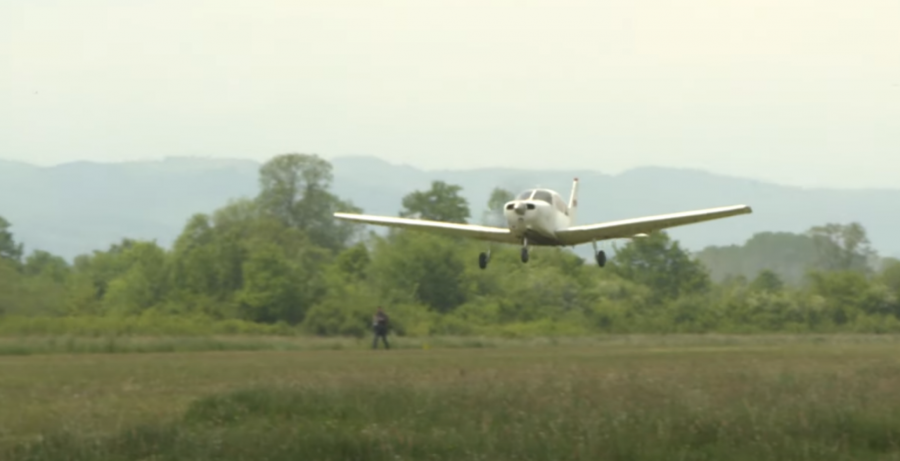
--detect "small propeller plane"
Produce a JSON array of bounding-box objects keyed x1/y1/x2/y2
[{"x1": 333, "y1": 178, "x2": 752, "y2": 269}]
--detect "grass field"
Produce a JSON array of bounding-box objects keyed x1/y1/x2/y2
[{"x1": 3, "y1": 335, "x2": 900, "y2": 460}]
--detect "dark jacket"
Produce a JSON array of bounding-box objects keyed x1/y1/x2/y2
[{"x1": 373, "y1": 312, "x2": 389, "y2": 333}]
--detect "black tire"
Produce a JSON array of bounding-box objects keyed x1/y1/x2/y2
[
  {"x1": 478, "y1": 252, "x2": 488, "y2": 269},
  {"x1": 596, "y1": 250, "x2": 606, "y2": 267},
  {"x1": 521, "y1": 247, "x2": 529, "y2": 263}
]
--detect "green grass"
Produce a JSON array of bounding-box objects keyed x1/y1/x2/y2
[
  {"x1": 0, "y1": 314, "x2": 302, "y2": 337},
  {"x1": 4, "y1": 332, "x2": 900, "y2": 356},
  {"x1": 3, "y1": 337, "x2": 900, "y2": 459}
]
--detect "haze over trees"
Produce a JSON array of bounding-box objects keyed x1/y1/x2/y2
[{"x1": 1, "y1": 153, "x2": 898, "y2": 336}]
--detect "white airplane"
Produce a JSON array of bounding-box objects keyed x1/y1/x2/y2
[{"x1": 334, "y1": 178, "x2": 752, "y2": 269}]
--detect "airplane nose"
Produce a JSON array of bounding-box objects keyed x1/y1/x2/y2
[{"x1": 514, "y1": 202, "x2": 527, "y2": 215}]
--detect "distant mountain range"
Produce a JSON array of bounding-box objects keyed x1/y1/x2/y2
[{"x1": 1, "y1": 155, "x2": 898, "y2": 263}]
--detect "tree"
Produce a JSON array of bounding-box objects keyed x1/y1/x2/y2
[
  {"x1": 99, "y1": 240, "x2": 169, "y2": 315},
  {"x1": 167, "y1": 213, "x2": 223, "y2": 314},
  {"x1": 227, "y1": 208, "x2": 330, "y2": 324},
  {"x1": 163, "y1": 196, "x2": 335, "y2": 322},
  {"x1": 750, "y1": 269, "x2": 784, "y2": 293},
  {"x1": 400, "y1": 181, "x2": 470, "y2": 223},
  {"x1": 493, "y1": 263, "x2": 586, "y2": 323},
  {"x1": 235, "y1": 242, "x2": 306, "y2": 324},
  {"x1": 235, "y1": 221, "x2": 329, "y2": 324},
  {"x1": 72, "y1": 238, "x2": 145, "y2": 301},
  {"x1": 0, "y1": 216, "x2": 23, "y2": 264},
  {"x1": 302, "y1": 244, "x2": 375, "y2": 337},
  {"x1": 608, "y1": 231, "x2": 710, "y2": 303},
  {"x1": 0, "y1": 260, "x2": 22, "y2": 315},
  {"x1": 23, "y1": 250, "x2": 70, "y2": 284},
  {"x1": 208, "y1": 199, "x2": 264, "y2": 296},
  {"x1": 695, "y1": 231, "x2": 821, "y2": 285},
  {"x1": 481, "y1": 187, "x2": 514, "y2": 226},
  {"x1": 880, "y1": 258, "x2": 900, "y2": 298},
  {"x1": 255, "y1": 153, "x2": 362, "y2": 252},
  {"x1": 807, "y1": 222, "x2": 876, "y2": 273},
  {"x1": 367, "y1": 231, "x2": 469, "y2": 314},
  {"x1": 302, "y1": 282, "x2": 374, "y2": 337},
  {"x1": 805, "y1": 270, "x2": 885, "y2": 324},
  {"x1": 333, "y1": 242, "x2": 371, "y2": 281}
]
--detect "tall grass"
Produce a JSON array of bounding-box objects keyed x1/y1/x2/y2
[{"x1": 9, "y1": 362, "x2": 900, "y2": 460}]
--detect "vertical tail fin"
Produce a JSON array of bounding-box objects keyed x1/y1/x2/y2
[{"x1": 567, "y1": 177, "x2": 579, "y2": 225}]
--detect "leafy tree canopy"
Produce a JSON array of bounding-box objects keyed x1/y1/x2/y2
[
  {"x1": 400, "y1": 180, "x2": 470, "y2": 223},
  {"x1": 807, "y1": 222, "x2": 876, "y2": 273},
  {"x1": 608, "y1": 231, "x2": 710, "y2": 302},
  {"x1": 256, "y1": 153, "x2": 362, "y2": 252}
]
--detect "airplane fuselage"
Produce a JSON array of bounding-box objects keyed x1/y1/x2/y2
[{"x1": 502, "y1": 188, "x2": 572, "y2": 246}]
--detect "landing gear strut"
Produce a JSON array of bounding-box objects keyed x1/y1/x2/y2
[{"x1": 521, "y1": 237, "x2": 529, "y2": 263}]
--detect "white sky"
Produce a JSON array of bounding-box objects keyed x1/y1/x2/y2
[{"x1": 1, "y1": 0, "x2": 898, "y2": 188}]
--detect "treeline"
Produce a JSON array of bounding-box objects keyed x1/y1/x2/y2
[{"x1": 2, "y1": 153, "x2": 900, "y2": 337}]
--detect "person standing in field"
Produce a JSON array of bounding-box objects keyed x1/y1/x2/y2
[{"x1": 372, "y1": 306, "x2": 390, "y2": 350}]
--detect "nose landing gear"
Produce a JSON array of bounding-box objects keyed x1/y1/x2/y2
[
  {"x1": 521, "y1": 237, "x2": 529, "y2": 263},
  {"x1": 478, "y1": 251, "x2": 490, "y2": 269}
]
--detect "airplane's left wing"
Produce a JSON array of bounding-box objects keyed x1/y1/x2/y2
[
  {"x1": 334, "y1": 213, "x2": 520, "y2": 244},
  {"x1": 555, "y1": 205, "x2": 752, "y2": 246}
]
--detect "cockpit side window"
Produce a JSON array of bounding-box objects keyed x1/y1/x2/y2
[
  {"x1": 516, "y1": 190, "x2": 534, "y2": 200},
  {"x1": 533, "y1": 190, "x2": 553, "y2": 204},
  {"x1": 552, "y1": 192, "x2": 568, "y2": 213}
]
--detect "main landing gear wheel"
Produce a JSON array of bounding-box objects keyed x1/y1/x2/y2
[
  {"x1": 521, "y1": 247, "x2": 529, "y2": 263},
  {"x1": 595, "y1": 250, "x2": 607, "y2": 267},
  {"x1": 478, "y1": 252, "x2": 489, "y2": 269}
]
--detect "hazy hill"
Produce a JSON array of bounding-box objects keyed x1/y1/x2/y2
[{"x1": 1, "y1": 156, "x2": 898, "y2": 264}]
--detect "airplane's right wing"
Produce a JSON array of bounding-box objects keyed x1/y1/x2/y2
[
  {"x1": 334, "y1": 212, "x2": 520, "y2": 244},
  {"x1": 555, "y1": 205, "x2": 752, "y2": 246}
]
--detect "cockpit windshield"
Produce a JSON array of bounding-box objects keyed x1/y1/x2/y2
[
  {"x1": 516, "y1": 190, "x2": 534, "y2": 200},
  {"x1": 532, "y1": 190, "x2": 553, "y2": 204}
]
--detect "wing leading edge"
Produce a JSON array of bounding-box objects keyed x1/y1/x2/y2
[
  {"x1": 333, "y1": 212, "x2": 519, "y2": 244},
  {"x1": 555, "y1": 205, "x2": 752, "y2": 246}
]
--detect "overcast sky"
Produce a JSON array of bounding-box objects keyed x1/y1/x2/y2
[{"x1": 2, "y1": 0, "x2": 898, "y2": 188}]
